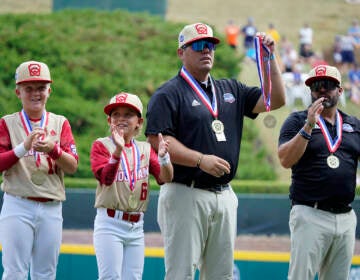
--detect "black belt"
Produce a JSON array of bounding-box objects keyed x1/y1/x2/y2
[
  {"x1": 291, "y1": 200, "x2": 352, "y2": 214},
  {"x1": 181, "y1": 181, "x2": 230, "y2": 193}
]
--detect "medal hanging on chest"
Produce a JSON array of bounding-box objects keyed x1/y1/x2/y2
[
  {"x1": 180, "y1": 67, "x2": 226, "y2": 142},
  {"x1": 120, "y1": 140, "x2": 141, "y2": 210},
  {"x1": 20, "y1": 110, "x2": 49, "y2": 185},
  {"x1": 317, "y1": 111, "x2": 342, "y2": 169},
  {"x1": 211, "y1": 119, "x2": 226, "y2": 142}
]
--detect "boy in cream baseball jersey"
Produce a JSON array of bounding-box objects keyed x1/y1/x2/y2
[
  {"x1": 90, "y1": 92, "x2": 173, "y2": 280},
  {"x1": 0, "y1": 60, "x2": 79, "y2": 279}
]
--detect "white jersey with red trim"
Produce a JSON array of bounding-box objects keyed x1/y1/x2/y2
[{"x1": 1, "y1": 112, "x2": 78, "y2": 201}]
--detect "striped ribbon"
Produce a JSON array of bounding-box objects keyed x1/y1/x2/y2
[
  {"x1": 180, "y1": 66, "x2": 218, "y2": 118},
  {"x1": 317, "y1": 111, "x2": 343, "y2": 153},
  {"x1": 19, "y1": 109, "x2": 48, "y2": 167},
  {"x1": 120, "y1": 139, "x2": 140, "y2": 191},
  {"x1": 254, "y1": 36, "x2": 272, "y2": 112}
]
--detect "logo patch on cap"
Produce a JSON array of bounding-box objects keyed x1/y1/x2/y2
[
  {"x1": 28, "y1": 63, "x2": 41, "y2": 77},
  {"x1": 195, "y1": 23, "x2": 209, "y2": 35},
  {"x1": 314, "y1": 65, "x2": 327, "y2": 77},
  {"x1": 116, "y1": 93, "x2": 128, "y2": 104}
]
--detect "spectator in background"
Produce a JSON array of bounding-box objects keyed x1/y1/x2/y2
[
  {"x1": 338, "y1": 33, "x2": 360, "y2": 74},
  {"x1": 310, "y1": 52, "x2": 328, "y2": 68},
  {"x1": 348, "y1": 19, "x2": 360, "y2": 43},
  {"x1": 348, "y1": 63, "x2": 360, "y2": 104},
  {"x1": 225, "y1": 19, "x2": 240, "y2": 50},
  {"x1": 267, "y1": 23, "x2": 281, "y2": 45},
  {"x1": 299, "y1": 22, "x2": 314, "y2": 62},
  {"x1": 280, "y1": 36, "x2": 298, "y2": 73},
  {"x1": 333, "y1": 35, "x2": 343, "y2": 67},
  {"x1": 241, "y1": 17, "x2": 257, "y2": 52}
]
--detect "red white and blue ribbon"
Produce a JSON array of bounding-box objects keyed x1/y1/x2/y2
[
  {"x1": 317, "y1": 111, "x2": 342, "y2": 153},
  {"x1": 254, "y1": 36, "x2": 272, "y2": 112},
  {"x1": 180, "y1": 66, "x2": 218, "y2": 118},
  {"x1": 19, "y1": 109, "x2": 48, "y2": 167},
  {"x1": 120, "y1": 139, "x2": 140, "y2": 191}
]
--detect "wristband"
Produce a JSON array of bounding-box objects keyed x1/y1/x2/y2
[
  {"x1": 196, "y1": 154, "x2": 204, "y2": 168},
  {"x1": 298, "y1": 128, "x2": 311, "y2": 140},
  {"x1": 158, "y1": 152, "x2": 171, "y2": 166},
  {"x1": 306, "y1": 121, "x2": 315, "y2": 129},
  {"x1": 14, "y1": 142, "x2": 28, "y2": 158},
  {"x1": 263, "y1": 53, "x2": 275, "y2": 62},
  {"x1": 109, "y1": 155, "x2": 120, "y2": 164},
  {"x1": 48, "y1": 143, "x2": 63, "y2": 160}
]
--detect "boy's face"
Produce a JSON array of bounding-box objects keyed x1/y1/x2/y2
[
  {"x1": 108, "y1": 106, "x2": 143, "y2": 137},
  {"x1": 16, "y1": 81, "x2": 51, "y2": 117}
]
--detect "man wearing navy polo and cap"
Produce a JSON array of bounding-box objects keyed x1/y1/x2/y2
[
  {"x1": 146, "y1": 22, "x2": 285, "y2": 280},
  {"x1": 278, "y1": 64, "x2": 360, "y2": 280}
]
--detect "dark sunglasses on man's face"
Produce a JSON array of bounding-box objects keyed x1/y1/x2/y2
[
  {"x1": 309, "y1": 80, "x2": 339, "y2": 92},
  {"x1": 182, "y1": 40, "x2": 217, "y2": 52}
]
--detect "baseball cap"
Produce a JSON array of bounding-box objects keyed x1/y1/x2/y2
[
  {"x1": 104, "y1": 92, "x2": 143, "y2": 116},
  {"x1": 15, "y1": 61, "x2": 52, "y2": 85},
  {"x1": 178, "y1": 23, "x2": 220, "y2": 49},
  {"x1": 305, "y1": 65, "x2": 341, "y2": 86}
]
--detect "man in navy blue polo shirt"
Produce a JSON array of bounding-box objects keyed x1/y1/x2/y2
[
  {"x1": 278, "y1": 64, "x2": 360, "y2": 280},
  {"x1": 145, "y1": 22, "x2": 285, "y2": 280}
]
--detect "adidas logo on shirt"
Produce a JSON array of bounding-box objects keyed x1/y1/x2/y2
[{"x1": 192, "y1": 100, "x2": 201, "y2": 106}]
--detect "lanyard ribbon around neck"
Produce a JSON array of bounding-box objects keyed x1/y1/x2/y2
[
  {"x1": 120, "y1": 139, "x2": 140, "y2": 192},
  {"x1": 317, "y1": 111, "x2": 343, "y2": 154},
  {"x1": 180, "y1": 66, "x2": 218, "y2": 118},
  {"x1": 20, "y1": 109, "x2": 48, "y2": 167}
]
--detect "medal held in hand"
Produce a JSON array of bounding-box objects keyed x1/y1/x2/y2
[
  {"x1": 128, "y1": 193, "x2": 138, "y2": 210},
  {"x1": 327, "y1": 154, "x2": 340, "y2": 169},
  {"x1": 211, "y1": 119, "x2": 226, "y2": 142},
  {"x1": 31, "y1": 169, "x2": 46, "y2": 185}
]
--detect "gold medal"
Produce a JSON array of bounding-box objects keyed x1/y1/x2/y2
[
  {"x1": 128, "y1": 193, "x2": 138, "y2": 210},
  {"x1": 327, "y1": 155, "x2": 339, "y2": 169},
  {"x1": 31, "y1": 170, "x2": 46, "y2": 185}
]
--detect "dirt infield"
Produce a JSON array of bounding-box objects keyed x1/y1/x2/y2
[{"x1": 62, "y1": 230, "x2": 360, "y2": 254}]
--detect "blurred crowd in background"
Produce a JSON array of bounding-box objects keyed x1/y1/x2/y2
[{"x1": 225, "y1": 17, "x2": 360, "y2": 109}]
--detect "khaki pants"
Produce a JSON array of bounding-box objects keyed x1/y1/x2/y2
[
  {"x1": 157, "y1": 182, "x2": 238, "y2": 280},
  {"x1": 288, "y1": 205, "x2": 357, "y2": 280}
]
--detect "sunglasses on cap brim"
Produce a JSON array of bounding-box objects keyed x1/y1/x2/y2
[
  {"x1": 309, "y1": 79, "x2": 339, "y2": 92},
  {"x1": 182, "y1": 40, "x2": 217, "y2": 52}
]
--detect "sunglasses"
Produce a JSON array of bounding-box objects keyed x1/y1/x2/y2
[
  {"x1": 309, "y1": 80, "x2": 339, "y2": 92},
  {"x1": 182, "y1": 40, "x2": 217, "y2": 52}
]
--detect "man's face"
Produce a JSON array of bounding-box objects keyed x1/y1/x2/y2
[
  {"x1": 178, "y1": 40, "x2": 216, "y2": 77},
  {"x1": 309, "y1": 79, "x2": 342, "y2": 108}
]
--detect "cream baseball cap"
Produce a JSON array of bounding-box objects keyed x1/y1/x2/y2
[
  {"x1": 104, "y1": 92, "x2": 143, "y2": 116},
  {"x1": 178, "y1": 22, "x2": 220, "y2": 48},
  {"x1": 305, "y1": 65, "x2": 342, "y2": 86},
  {"x1": 15, "y1": 61, "x2": 52, "y2": 85}
]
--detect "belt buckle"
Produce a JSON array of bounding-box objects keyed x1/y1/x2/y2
[
  {"x1": 122, "y1": 212, "x2": 140, "y2": 223},
  {"x1": 122, "y1": 212, "x2": 131, "y2": 222}
]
